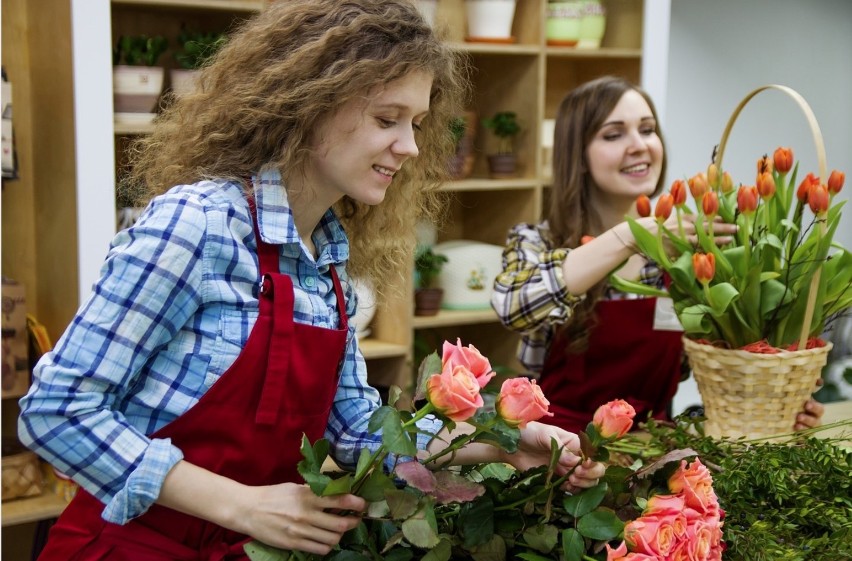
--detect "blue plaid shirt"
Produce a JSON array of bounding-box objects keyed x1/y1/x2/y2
[{"x1": 18, "y1": 169, "x2": 441, "y2": 524}]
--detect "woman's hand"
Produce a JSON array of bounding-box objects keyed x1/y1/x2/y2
[
  {"x1": 239, "y1": 482, "x2": 366, "y2": 555},
  {"x1": 635, "y1": 214, "x2": 738, "y2": 257},
  {"x1": 498, "y1": 421, "x2": 605, "y2": 491},
  {"x1": 794, "y1": 398, "x2": 824, "y2": 431}
]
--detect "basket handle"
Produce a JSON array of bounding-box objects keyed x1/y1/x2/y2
[{"x1": 712, "y1": 84, "x2": 827, "y2": 351}]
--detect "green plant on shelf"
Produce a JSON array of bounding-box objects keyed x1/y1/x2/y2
[
  {"x1": 482, "y1": 110, "x2": 520, "y2": 155},
  {"x1": 113, "y1": 35, "x2": 168, "y2": 67},
  {"x1": 414, "y1": 247, "x2": 448, "y2": 290},
  {"x1": 174, "y1": 29, "x2": 227, "y2": 70}
]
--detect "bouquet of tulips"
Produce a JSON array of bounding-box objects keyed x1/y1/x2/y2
[
  {"x1": 244, "y1": 340, "x2": 723, "y2": 561},
  {"x1": 612, "y1": 147, "x2": 850, "y2": 351}
]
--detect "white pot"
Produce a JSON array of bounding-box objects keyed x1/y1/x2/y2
[
  {"x1": 465, "y1": 0, "x2": 517, "y2": 40},
  {"x1": 113, "y1": 65, "x2": 164, "y2": 113},
  {"x1": 433, "y1": 240, "x2": 504, "y2": 310},
  {"x1": 169, "y1": 68, "x2": 199, "y2": 98}
]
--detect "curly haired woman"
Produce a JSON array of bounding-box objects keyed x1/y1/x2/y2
[{"x1": 19, "y1": 2, "x2": 603, "y2": 558}]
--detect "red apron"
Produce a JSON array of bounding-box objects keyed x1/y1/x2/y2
[
  {"x1": 37, "y1": 201, "x2": 348, "y2": 560},
  {"x1": 538, "y1": 297, "x2": 683, "y2": 434}
]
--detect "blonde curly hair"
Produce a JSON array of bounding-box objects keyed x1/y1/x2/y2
[{"x1": 126, "y1": 0, "x2": 468, "y2": 293}]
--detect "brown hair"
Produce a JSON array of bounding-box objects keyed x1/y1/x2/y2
[
  {"x1": 126, "y1": 0, "x2": 468, "y2": 293},
  {"x1": 547, "y1": 75, "x2": 667, "y2": 351}
]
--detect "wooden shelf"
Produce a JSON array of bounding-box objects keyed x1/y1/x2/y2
[
  {"x1": 545, "y1": 47, "x2": 642, "y2": 59},
  {"x1": 451, "y1": 42, "x2": 541, "y2": 56},
  {"x1": 114, "y1": 120, "x2": 156, "y2": 136},
  {"x1": 358, "y1": 339, "x2": 408, "y2": 360},
  {"x1": 443, "y1": 178, "x2": 540, "y2": 192},
  {"x1": 413, "y1": 309, "x2": 499, "y2": 329},
  {"x1": 1, "y1": 493, "x2": 69, "y2": 527},
  {"x1": 111, "y1": 0, "x2": 263, "y2": 12}
]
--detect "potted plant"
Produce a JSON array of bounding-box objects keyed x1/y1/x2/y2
[
  {"x1": 170, "y1": 29, "x2": 226, "y2": 97},
  {"x1": 611, "y1": 85, "x2": 850, "y2": 439},
  {"x1": 414, "y1": 247, "x2": 448, "y2": 316},
  {"x1": 464, "y1": 0, "x2": 517, "y2": 42},
  {"x1": 447, "y1": 112, "x2": 476, "y2": 180},
  {"x1": 112, "y1": 35, "x2": 168, "y2": 119},
  {"x1": 482, "y1": 110, "x2": 520, "y2": 178}
]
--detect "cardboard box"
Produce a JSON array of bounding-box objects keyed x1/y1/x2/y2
[{"x1": 2, "y1": 277, "x2": 30, "y2": 398}]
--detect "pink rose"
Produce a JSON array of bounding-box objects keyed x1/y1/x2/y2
[
  {"x1": 685, "y1": 519, "x2": 715, "y2": 561},
  {"x1": 624, "y1": 515, "x2": 677, "y2": 558},
  {"x1": 592, "y1": 399, "x2": 636, "y2": 439},
  {"x1": 496, "y1": 377, "x2": 553, "y2": 428},
  {"x1": 668, "y1": 459, "x2": 719, "y2": 515},
  {"x1": 426, "y1": 364, "x2": 483, "y2": 422},
  {"x1": 442, "y1": 339, "x2": 495, "y2": 388},
  {"x1": 644, "y1": 493, "x2": 685, "y2": 517},
  {"x1": 605, "y1": 541, "x2": 627, "y2": 561}
]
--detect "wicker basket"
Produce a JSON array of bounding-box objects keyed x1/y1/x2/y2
[
  {"x1": 2, "y1": 449, "x2": 45, "y2": 501},
  {"x1": 684, "y1": 337, "x2": 832, "y2": 439}
]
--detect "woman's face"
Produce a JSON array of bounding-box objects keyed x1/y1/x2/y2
[
  {"x1": 306, "y1": 70, "x2": 433, "y2": 207},
  {"x1": 585, "y1": 89, "x2": 663, "y2": 203}
]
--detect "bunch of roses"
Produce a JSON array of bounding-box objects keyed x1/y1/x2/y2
[{"x1": 606, "y1": 458, "x2": 724, "y2": 561}]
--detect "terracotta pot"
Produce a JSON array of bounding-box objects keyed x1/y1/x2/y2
[
  {"x1": 487, "y1": 153, "x2": 517, "y2": 178},
  {"x1": 414, "y1": 287, "x2": 444, "y2": 316}
]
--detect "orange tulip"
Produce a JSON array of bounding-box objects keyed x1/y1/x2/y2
[
  {"x1": 773, "y1": 147, "x2": 793, "y2": 174},
  {"x1": 737, "y1": 185, "x2": 759, "y2": 215},
  {"x1": 828, "y1": 170, "x2": 845, "y2": 195},
  {"x1": 702, "y1": 191, "x2": 719, "y2": 217},
  {"x1": 636, "y1": 195, "x2": 652, "y2": 218},
  {"x1": 688, "y1": 173, "x2": 709, "y2": 201},
  {"x1": 580, "y1": 235, "x2": 596, "y2": 245},
  {"x1": 692, "y1": 253, "x2": 716, "y2": 284},
  {"x1": 655, "y1": 193, "x2": 674, "y2": 222},
  {"x1": 670, "y1": 179, "x2": 687, "y2": 207},
  {"x1": 797, "y1": 173, "x2": 819, "y2": 203},
  {"x1": 720, "y1": 171, "x2": 734, "y2": 194},
  {"x1": 707, "y1": 164, "x2": 720, "y2": 190},
  {"x1": 757, "y1": 154, "x2": 773, "y2": 177},
  {"x1": 808, "y1": 183, "x2": 830, "y2": 215},
  {"x1": 757, "y1": 171, "x2": 776, "y2": 200}
]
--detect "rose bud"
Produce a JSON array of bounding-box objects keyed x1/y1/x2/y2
[
  {"x1": 654, "y1": 193, "x2": 674, "y2": 222},
  {"x1": 692, "y1": 252, "x2": 716, "y2": 284},
  {"x1": 720, "y1": 171, "x2": 734, "y2": 194},
  {"x1": 442, "y1": 338, "x2": 495, "y2": 388},
  {"x1": 773, "y1": 147, "x2": 793, "y2": 174},
  {"x1": 426, "y1": 365, "x2": 483, "y2": 422},
  {"x1": 808, "y1": 183, "x2": 830, "y2": 215},
  {"x1": 636, "y1": 194, "x2": 652, "y2": 218},
  {"x1": 580, "y1": 235, "x2": 596, "y2": 245},
  {"x1": 702, "y1": 191, "x2": 719, "y2": 218},
  {"x1": 757, "y1": 171, "x2": 776, "y2": 200},
  {"x1": 797, "y1": 173, "x2": 819, "y2": 203},
  {"x1": 828, "y1": 170, "x2": 845, "y2": 195},
  {"x1": 592, "y1": 399, "x2": 636, "y2": 439},
  {"x1": 670, "y1": 179, "x2": 687, "y2": 207},
  {"x1": 496, "y1": 377, "x2": 553, "y2": 428},
  {"x1": 737, "y1": 185, "x2": 759, "y2": 215},
  {"x1": 706, "y1": 164, "x2": 720, "y2": 190},
  {"x1": 688, "y1": 173, "x2": 709, "y2": 201}
]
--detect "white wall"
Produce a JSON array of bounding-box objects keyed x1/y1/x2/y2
[{"x1": 664, "y1": 0, "x2": 852, "y2": 413}]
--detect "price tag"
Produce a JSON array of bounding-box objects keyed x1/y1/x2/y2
[{"x1": 653, "y1": 297, "x2": 684, "y2": 332}]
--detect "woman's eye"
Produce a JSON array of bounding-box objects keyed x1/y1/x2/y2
[
  {"x1": 641, "y1": 127, "x2": 657, "y2": 136},
  {"x1": 377, "y1": 118, "x2": 396, "y2": 128},
  {"x1": 603, "y1": 133, "x2": 621, "y2": 141}
]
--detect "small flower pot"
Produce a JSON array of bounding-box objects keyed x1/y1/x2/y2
[
  {"x1": 414, "y1": 287, "x2": 444, "y2": 316},
  {"x1": 465, "y1": 0, "x2": 517, "y2": 41},
  {"x1": 487, "y1": 153, "x2": 517, "y2": 178},
  {"x1": 546, "y1": 1, "x2": 583, "y2": 47},
  {"x1": 577, "y1": 0, "x2": 606, "y2": 49},
  {"x1": 113, "y1": 65, "x2": 164, "y2": 114}
]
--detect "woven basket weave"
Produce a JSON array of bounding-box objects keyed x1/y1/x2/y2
[
  {"x1": 683, "y1": 337, "x2": 832, "y2": 439},
  {"x1": 2, "y1": 450, "x2": 44, "y2": 501}
]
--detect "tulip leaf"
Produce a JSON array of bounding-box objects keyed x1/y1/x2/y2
[
  {"x1": 576, "y1": 508, "x2": 624, "y2": 540},
  {"x1": 680, "y1": 304, "x2": 716, "y2": 337},
  {"x1": 563, "y1": 481, "x2": 608, "y2": 518},
  {"x1": 759, "y1": 278, "x2": 794, "y2": 319},
  {"x1": 626, "y1": 217, "x2": 664, "y2": 264},
  {"x1": 561, "y1": 528, "x2": 584, "y2": 561},
  {"x1": 522, "y1": 523, "x2": 558, "y2": 553},
  {"x1": 607, "y1": 273, "x2": 669, "y2": 298},
  {"x1": 707, "y1": 282, "x2": 739, "y2": 315},
  {"x1": 669, "y1": 252, "x2": 704, "y2": 300}
]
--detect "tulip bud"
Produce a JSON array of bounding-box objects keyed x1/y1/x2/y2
[
  {"x1": 737, "y1": 185, "x2": 758, "y2": 215},
  {"x1": 636, "y1": 195, "x2": 651, "y2": 218},
  {"x1": 797, "y1": 173, "x2": 819, "y2": 203},
  {"x1": 707, "y1": 164, "x2": 720, "y2": 190},
  {"x1": 670, "y1": 179, "x2": 687, "y2": 207},
  {"x1": 720, "y1": 171, "x2": 734, "y2": 194},
  {"x1": 580, "y1": 235, "x2": 595, "y2": 245},
  {"x1": 692, "y1": 252, "x2": 716, "y2": 284},
  {"x1": 828, "y1": 170, "x2": 845, "y2": 195},
  {"x1": 654, "y1": 193, "x2": 674, "y2": 222},
  {"x1": 757, "y1": 154, "x2": 773, "y2": 177},
  {"x1": 773, "y1": 147, "x2": 793, "y2": 174},
  {"x1": 808, "y1": 183, "x2": 830, "y2": 215},
  {"x1": 757, "y1": 171, "x2": 776, "y2": 200},
  {"x1": 688, "y1": 173, "x2": 709, "y2": 201},
  {"x1": 702, "y1": 191, "x2": 719, "y2": 218}
]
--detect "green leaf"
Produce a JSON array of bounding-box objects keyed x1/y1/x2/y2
[
  {"x1": 626, "y1": 217, "x2": 664, "y2": 264},
  {"x1": 470, "y1": 534, "x2": 507, "y2": 561},
  {"x1": 707, "y1": 282, "x2": 740, "y2": 315},
  {"x1": 328, "y1": 551, "x2": 371, "y2": 561},
  {"x1": 515, "y1": 554, "x2": 554, "y2": 561},
  {"x1": 358, "y1": 470, "x2": 396, "y2": 502},
  {"x1": 382, "y1": 409, "x2": 418, "y2": 456},
  {"x1": 421, "y1": 538, "x2": 452, "y2": 561},
  {"x1": 576, "y1": 508, "x2": 624, "y2": 541},
  {"x1": 679, "y1": 304, "x2": 716, "y2": 337},
  {"x1": 354, "y1": 447, "x2": 372, "y2": 481},
  {"x1": 322, "y1": 473, "x2": 353, "y2": 496},
  {"x1": 522, "y1": 524, "x2": 559, "y2": 554},
  {"x1": 459, "y1": 496, "x2": 495, "y2": 548},
  {"x1": 607, "y1": 273, "x2": 669, "y2": 298},
  {"x1": 386, "y1": 488, "x2": 420, "y2": 520},
  {"x1": 401, "y1": 502, "x2": 440, "y2": 548},
  {"x1": 561, "y1": 528, "x2": 585, "y2": 561},
  {"x1": 563, "y1": 481, "x2": 608, "y2": 518},
  {"x1": 368, "y1": 405, "x2": 395, "y2": 434},
  {"x1": 243, "y1": 540, "x2": 292, "y2": 561},
  {"x1": 415, "y1": 352, "x2": 443, "y2": 399}
]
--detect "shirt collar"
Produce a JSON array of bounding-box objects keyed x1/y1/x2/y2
[{"x1": 250, "y1": 168, "x2": 350, "y2": 265}]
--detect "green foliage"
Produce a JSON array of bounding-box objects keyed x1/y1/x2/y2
[
  {"x1": 414, "y1": 247, "x2": 448, "y2": 289},
  {"x1": 449, "y1": 116, "x2": 467, "y2": 146},
  {"x1": 113, "y1": 35, "x2": 168, "y2": 67},
  {"x1": 174, "y1": 28, "x2": 227, "y2": 70},
  {"x1": 482, "y1": 111, "x2": 520, "y2": 154}
]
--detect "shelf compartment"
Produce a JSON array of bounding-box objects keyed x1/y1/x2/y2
[
  {"x1": 444, "y1": 178, "x2": 539, "y2": 192},
  {"x1": 2, "y1": 493, "x2": 69, "y2": 527},
  {"x1": 111, "y1": 0, "x2": 263, "y2": 12},
  {"x1": 545, "y1": 47, "x2": 642, "y2": 59},
  {"x1": 413, "y1": 308, "x2": 498, "y2": 329},
  {"x1": 359, "y1": 338, "x2": 408, "y2": 360}
]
